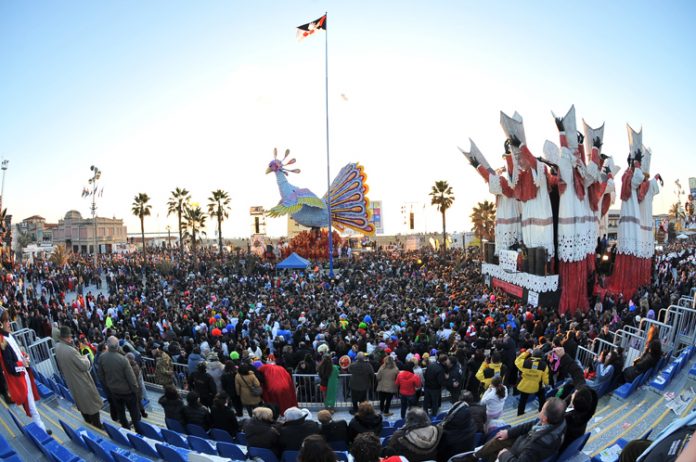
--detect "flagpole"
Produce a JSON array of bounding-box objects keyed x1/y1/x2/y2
[{"x1": 324, "y1": 12, "x2": 335, "y2": 279}]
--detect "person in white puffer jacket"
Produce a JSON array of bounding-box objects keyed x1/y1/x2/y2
[{"x1": 480, "y1": 375, "x2": 507, "y2": 426}]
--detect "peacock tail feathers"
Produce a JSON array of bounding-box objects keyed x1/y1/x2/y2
[{"x1": 324, "y1": 163, "x2": 375, "y2": 235}]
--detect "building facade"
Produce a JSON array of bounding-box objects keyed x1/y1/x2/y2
[{"x1": 52, "y1": 210, "x2": 127, "y2": 254}]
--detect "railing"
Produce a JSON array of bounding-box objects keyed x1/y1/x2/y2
[
  {"x1": 11, "y1": 328, "x2": 38, "y2": 353},
  {"x1": 138, "y1": 359, "x2": 451, "y2": 410},
  {"x1": 678, "y1": 296, "x2": 694, "y2": 308},
  {"x1": 638, "y1": 318, "x2": 674, "y2": 353},
  {"x1": 576, "y1": 346, "x2": 596, "y2": 370},
  {"x1": 659, "y1": 304, "x2": 696, "y2": 355},
  {"x1": 613, "y1": 329, "x2": 647, "y2": 367},
  {"x1": 27, "y1": 337, "x2": 59, "y2": 380}
]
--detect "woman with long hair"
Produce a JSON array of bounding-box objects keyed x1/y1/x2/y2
[
  {"x1": 317, "y1": 354, "x2": 339, "y2": 410},
  {"x1": 480, "y1": 375, "x2": 507, "y2": 426},
  {"x1": 298, "y1": 434, "x2": 337, "y2": 462},
  {"x1": 376, "y1": 355, "x2": 398, "y2": 416}
]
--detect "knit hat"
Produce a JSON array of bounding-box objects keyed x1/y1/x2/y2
[
  {"x1": 283, "y1": 407, "x2": 311, "y2": 422},
  {"x1": 230, "y1": 351, "x2": 240, "y2": 360}
]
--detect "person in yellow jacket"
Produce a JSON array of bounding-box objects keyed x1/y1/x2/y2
[
  {"x1": 475, "y1": 351, "x2": 507, "y2": 395},
  {"x1": 515, "y1": 348, "x2": 549, "y2": 416}
]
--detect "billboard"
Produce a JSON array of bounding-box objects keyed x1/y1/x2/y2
[{"x1": 369, "y1": 200, "x2": 384, "y2": 235}]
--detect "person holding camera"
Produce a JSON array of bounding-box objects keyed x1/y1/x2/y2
[
  {"x1": 515, "y1": 348, "x2": 549, "y2": 416},
  {"x1": 475, "y1": 351, "x2": 506, "y2": 396}
]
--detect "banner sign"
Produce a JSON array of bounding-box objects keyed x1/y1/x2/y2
[
  {"x1": 492, "y1": 277, "x2": 523, "y2": 298},
  {"x1": 527, "y1": 291, "x2": 539, "y2": 307}
]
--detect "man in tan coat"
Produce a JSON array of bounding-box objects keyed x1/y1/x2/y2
[{"x1": 54, "y1": 326, "x2": 103, "y2": 428}]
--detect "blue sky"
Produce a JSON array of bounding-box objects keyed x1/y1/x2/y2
[{"x1": 1, "y1": 1, "x2": 695, "y2": 239}]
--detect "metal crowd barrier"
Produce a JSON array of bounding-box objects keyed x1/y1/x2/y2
[
  {"x1": 638, "y1": 318, "x2": 674, "y2": 353},
  {"x1": 27, "y1": 337, "x2": 59, "y2": 380},
  {"x1": 575, "y1": 346, "x2": 596, "y2": 370},
  {"x1": 11, "y1": 328, "x2": 38, "y2": 353},
  {"x1": 659, "y1": 304, "x2": 696, "y2": 355},
  {"x1": 140, "y1": 357, "x2": 190, "y2": 390},
  {"x1": 613, "y1": 329, "x2": 647, "y2": 367}
]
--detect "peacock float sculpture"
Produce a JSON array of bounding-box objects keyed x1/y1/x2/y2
[{"x1": 266, "y1": 148, "x2": 375, "y2": 235}]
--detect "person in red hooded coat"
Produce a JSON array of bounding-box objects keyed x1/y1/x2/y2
[{"x1": 259, "y1": 355, "x2": 298, "y2": 414}]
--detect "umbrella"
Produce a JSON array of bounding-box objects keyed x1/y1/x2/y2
[{"x1": 677, "y1": 234, "x2": 688, "y2": 240}]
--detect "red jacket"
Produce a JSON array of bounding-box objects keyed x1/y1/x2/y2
[{"x1": 394, "y1": 370, "x2": 421, "y2": 397}]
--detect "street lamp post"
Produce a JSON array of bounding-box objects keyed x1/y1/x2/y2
[
  {"x1": 166, "y1": 225, "x2": 172, "y2": 258},
  {"x1": 0, "y1": 160, "x2": 9, "y2": 214},
  {"x1": 87, "y1": 166, "x2": 101, "y2": 268}
]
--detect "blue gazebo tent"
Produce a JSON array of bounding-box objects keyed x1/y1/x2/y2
[{"x1": 276, "y1": 252, "x2": 310, "y2": 270}]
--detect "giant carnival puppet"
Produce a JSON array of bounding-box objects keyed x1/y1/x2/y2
[
  {"x1": 459, "y1": 138, "x2": 521, "y2": 255},
  {"x1": 464, "y1": 108, "x2": 662, "y2": 314},
  {"x1": 266, "y1": 148, "x2": 375, "y2": 258},
  {"x1": 609, "y1": 127, "x2": 663, "y2": 298}
]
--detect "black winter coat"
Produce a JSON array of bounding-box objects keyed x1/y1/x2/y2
[
  {"x1": 438, "y1": 402, "x2": 476, "y2": 461},
  {"x1": 244, "y1": 419, "x2": 280, "y2": 455},
  {"x1": 348, "y1": 412, "x2": 383, "y2": 443},
  {"x1": 498, "y1": 419, "x2": 567, "y2": 462},
  {"x1": 158, "y1": 395, "x2": 186, "y2": 425},
  {"x1": 210, "y1": 403, "x2": 239, "y2": 437},
  {"x1": 182, "y1": 403, "x2": 211, "y2": 429},
  {"x1": 189, "y1": 370, "x2": 217, "y2": 407},
  {"x1": 424, "y1": 362, "x2": 446, "y2": 390},
  {"x1": 277, "y1": 418, "x2": 321, "y2": 451},
  {"x1": 320, "y1": 420, "x2": 349, "y2": 444}
]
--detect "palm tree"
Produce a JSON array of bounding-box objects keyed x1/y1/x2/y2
[
  {"x1": 131, "y1": 193, "x2": 152, "y2": 255},
  {"x1": 207, "y1": 189, "x2": 231, "y2": 254},
  {"x1": 183, "y1": 205, "x2": 207, "y2": 252},
  {"x1": 669, "y1": 202, "x2": 684, "y2": 220},
  {"x1": 470, "y1": 200, "x2": 496, "y2": 247},
  {"x1": 429, "y1": 180, "x2": 455, "y2": 251},
  {"x1": 167, "y1": 188, "x2": 190, "y2": 255}
]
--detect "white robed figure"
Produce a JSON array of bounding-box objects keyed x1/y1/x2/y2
[
  {"x1": 501, "y1": 111, "x2": 555, "y2": 260},
  {"x1": 460, "y1": 139, "x2": 521, "y2": 255}
]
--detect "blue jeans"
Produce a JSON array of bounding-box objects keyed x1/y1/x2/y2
[{"x1": 400, "y1": 394, "x2": 417, "y2": 419}]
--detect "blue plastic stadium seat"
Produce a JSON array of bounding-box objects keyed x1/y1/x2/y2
[
  {"x1": 155, "y1": 443, "x2": 188, "y2": 462},
  {"x1": 217, "y1": 442, "x2": 246, "y2": 459},
  {"x1": 689, "y1": 362, "x2": 696, "y2": 377},
  {"x1": 0, "y1": 433, "x2": 14, "y2": 458},
  {"x1": 134, "y1": 420, "x2": 162, "y2": 441},
  {"x1": 185, "y1": 423, "x2": 209, "y2": 439},
  {"x1": 187, "y1": 435, "x2": 216, "y2": 455},
  {"x1": 103, "y1": 422, "x2": 132, "y2": 448},
  {"x1": 126, "y1": 433, "x2": 161, "y2": 460},
  {"x1": 165, "y1": 418, "x2": 187, "y2": 434},
  {"x1": 381, "y1": 426, "x2": 397, "y2": 438},
  {"x1": 111, "y1": 451, "x2": 151, "y2": 462},
  {"x1": 84, "y1": 434, "x2": 129, "y2": 462},
  {"x1": 328, "y1": 440, "x2": 349, "y2": 452},
  {"x1": 614, "y1": 373, "x2": 644, "y2": 399},
  {"x1": 334, "y1": 451, "x2": 349, "y2": 462},
  {"x1": 556, "y1": 432, "x2": 590, "y2": 462},
  {"x1": 235, "y1": 432, "x2": 247, "y2": 445},
  {"x1": 36, "y1": 382, "x2": 55, "y2": 399},
  {"x1": 59, "y1": 420, "x2": 90, "y2": 451},
  {"x1": 209, "y1": 428, "x2": 235, "y2": 444},
  {"x1": 282, "y1": 450, "x2": 300, "y2": 462},
  {"x1": 382, "y1": 421, "x2": 391, "y2": 428},
  {"x1": 161, "y1": 428, "x2": 189, "y2": 449},
  {"x1": 393, "y1": 419, "x2": 404, "y2": 428},
  {"x1": 248, "y1": 446, "x2": 280, "y2": 462},
  {"x1": 1, "y1": 455, "x2": 23, "y2": 462}
]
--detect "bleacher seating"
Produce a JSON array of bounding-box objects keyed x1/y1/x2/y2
[
  {"x1": 613, "y1": 372, "x2": 644, "y2": 399},
  {"x1": 248, "y1": 446, "x2": 280, "y2": 462},
  {"x1": 187, "y1": 435, "x2": 217, "y2": 455},
  {"x1": 161, "y1": 427, "x2": 190, "y2": 448},
  {"x1": 209, "y1": 427, "x2": 235, "y2": 444},
  {"x1": 217, "y1": 441, "x2": 246, "y2": 459}
]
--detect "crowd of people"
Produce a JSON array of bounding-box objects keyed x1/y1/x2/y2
[{"x1": 0, "y1": 239, "x2": 694, "y2": 461}]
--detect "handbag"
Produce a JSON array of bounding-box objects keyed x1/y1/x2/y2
[{"x1": 242, "y1": 374, "x2": 263, "y2": 397}]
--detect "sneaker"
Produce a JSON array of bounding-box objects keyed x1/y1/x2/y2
[
  {"x1": 384, "y1": 412, "x2": 393, "y2": 416},
  {"x1": 46, "y1": 429, "x2": 52, "y2": 435}
]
